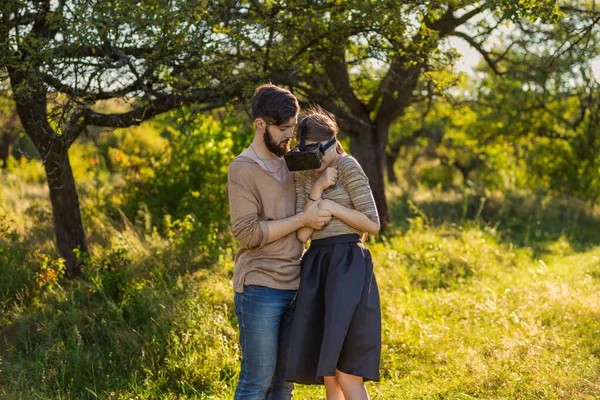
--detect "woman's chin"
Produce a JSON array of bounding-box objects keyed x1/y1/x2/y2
[{"x1": 318, "y1": 161, "x2": 332, "y2": 172}]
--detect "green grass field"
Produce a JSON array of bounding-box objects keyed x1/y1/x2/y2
[{"x1": 1, "y1": 173, "x2": 600, "y2": 399}]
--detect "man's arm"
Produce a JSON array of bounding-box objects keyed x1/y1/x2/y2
[
  {"x1": 296, "y1": 188, "x2": 322, "y2": 244},
  {"x1": 228, "y1": 179, "x2": 330, "y2": 249},
  {"x1": 264, "y1": 200, "x2": 331, "y2": 245},
  {"x1": 296, "y1": 201, "x2": 317, "y2": 243}
]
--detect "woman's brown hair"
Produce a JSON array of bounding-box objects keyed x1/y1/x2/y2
[{"x1": 295, "y1": 106, "x2": 346, "y2": 155}]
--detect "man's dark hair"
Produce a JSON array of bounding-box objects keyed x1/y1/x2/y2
[{"x1": 252, "y1": 84, "x2": 300, "y2": 125}]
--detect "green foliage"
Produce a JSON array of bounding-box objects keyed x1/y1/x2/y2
[
  {"x1": 79, "y1": 244, "x2": 131, "y2": 303},
  {"x1": 447, "y1": 14, "x2": 600, "y2": 202},
  {"x1": 0, "y1": 213, "x2": 29, "y2": 305},
  {"x1": 2, "y1": 149, "x2": 47, "y2": 184},
  {"x1": 418, "y1": 162, "x2": 458, "y2": 191},
  {"x1": 494, "y1": 0, "x2": 563, "y2": 22},
  {"x1": 0, "y1": 253, "x2": 239, "y2": 399},
  {"x1": 389, "y1": 96, "x2": 531, "y2": 193},
  {"x1": 526, "y1": 137, "x2": 600, "y2": 204},
  {"x1": 390, "y1": 36, "x2": 600, "y2": 202},
  {"x1": 1, "y1": 199, "x2": 240, "y2": 399},
  {"x1": 33, "y1": 251, "x2": 65, "y2": 291},
  {"x1": 102, "y1": 112, "x2": 252, "y2": 263}
]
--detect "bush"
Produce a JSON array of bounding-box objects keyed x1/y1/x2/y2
[{"x1": 103, "y1": 112, "x2": 252, "y2": 264}]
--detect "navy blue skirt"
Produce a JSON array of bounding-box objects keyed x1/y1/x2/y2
[{"x1": 285, "y1": 234, "x2": 381, "y2": 385}]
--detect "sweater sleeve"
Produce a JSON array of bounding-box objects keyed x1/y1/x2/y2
[
  {"x1": 341, "y1": 158, "x2": 380, "y2": 225},
  {"x1": 227, "y1": 170, "x2": 269, "y2": 249}
]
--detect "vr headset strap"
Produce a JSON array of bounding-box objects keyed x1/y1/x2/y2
[
  {"x1": 322, "y1": 137, "x2": 337, "y2": 151},
  {"x1": 299, "y1": 119, "x2": 308, "y2": 150}
]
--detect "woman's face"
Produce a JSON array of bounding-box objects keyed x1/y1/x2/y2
[{"x1": 306, "y1": 139, "x2": 338, "y2": 172}]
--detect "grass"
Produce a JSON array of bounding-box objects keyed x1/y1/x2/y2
[
  {"x1": 296, "y1": 221, "x2": 600, "y2": 399},
  {"x1": 1, "y1": 170, "x2": 600, "y2": 399}
]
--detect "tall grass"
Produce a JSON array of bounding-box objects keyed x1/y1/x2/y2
[{"x1": 1, "y1": 138, "x2": 600, "y2": 398}]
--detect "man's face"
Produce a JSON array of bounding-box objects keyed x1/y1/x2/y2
[{"x1": 262, "y1": 117, "x2": 297, "y2": 157}]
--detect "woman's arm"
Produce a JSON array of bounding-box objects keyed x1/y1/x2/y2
[
  {"x1": 318, "y1": 199, "x2": 380, "y2": 234},
  {"x1": 329, "y1": 157, "x2": 381, "y2": 235},
  {"x1": 296, "y1": 168, "x2": 338, "y2": 243}
]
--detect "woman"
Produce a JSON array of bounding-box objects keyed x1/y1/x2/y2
[{"x1": 286, "y1": 107, "x2": 381, "y2": 400}]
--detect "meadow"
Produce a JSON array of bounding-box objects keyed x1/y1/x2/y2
[{"x1": 1, "y1": 118, "x2": 600, "y2": 399}]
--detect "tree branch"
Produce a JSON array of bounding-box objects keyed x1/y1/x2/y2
[
  {"x1": 426, "y1": 3, "x2": 488, "y2": 36},
  {"x1": 546, "y1": 15, "x2": 600, "y2": 67},
  {"x1": 452, "y1": 31, "x2": 503, "y2": 75},
  {"x1": 322, "y1": 46, "x2": 370, "y2": 119},
  {"x1": 374, "y1": 54, "x2": 421, "y2": 129},
  {"x1": 535, "y1": 127, "x2": 572, "y2": 141},
  {"x1": 80, "y1": 90, "x2": 228, "y2": 128},
  {"x1": 41, "y1": 73, "x2": 148, "y2": 101},
  {"x1": 53, "y1": 45, "x2": 156, "y2": 60},
  {"x1": 560, "y1": 5, "x2": 600, "y2": 18},
  {"x1": 286, "y1": 79, "x2": 370, "y2": 134}
]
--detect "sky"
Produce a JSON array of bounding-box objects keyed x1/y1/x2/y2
[
  {"x1": 447, "y1": 36, "x2": 485, "y2": 73},
  {"x1": 448, "y1": 35, "x2": 600, "y2": 80}
]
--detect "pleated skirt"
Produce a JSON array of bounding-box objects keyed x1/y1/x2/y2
[{"x1": 285, "y1": 234, "x2": 381, "y2": 385}]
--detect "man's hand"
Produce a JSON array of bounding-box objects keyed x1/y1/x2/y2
[
  {"x1": 315, "y1": 167, "x2": 338, "y2": 191},
  {"x1": 302, "y1": 199, "x2": 332, "y2": 230}
]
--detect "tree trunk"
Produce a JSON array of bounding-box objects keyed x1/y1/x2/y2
[
  {"x1": 386, "y1": 153, "x2": 398, "y2": 184},
  {"x1": 349, "y1": 123, "x2": 390, "y2": 232},
  {"x1": 453, "y1": 161, "x2": 470, "y2": 183},
  {"x1": 13, "y1": 86, "x2": 87, "y2": 278},
  {"x1": 43, "y1": 144, "x2": 87, "y2": 278},
  {"x1": 0, "y1": 131, "x2": 16, "y2": 168},
  {"x1": 0, "y1": 108, "x2": 19, "y2": 169}
]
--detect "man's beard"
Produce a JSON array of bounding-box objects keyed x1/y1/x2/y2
[{"x1": 263, "y1": 127, "x2": 291, "y2": 157}]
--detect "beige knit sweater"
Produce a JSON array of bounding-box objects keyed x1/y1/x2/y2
[{"x1": 227, "y1": 155, "x2": 303, "y2": 293}]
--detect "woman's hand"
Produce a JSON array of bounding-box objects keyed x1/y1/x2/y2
[
  {"x1": 318, "y1": 199, "x2": 338, "y2": 217},
  {"x1": 315, "y1": 167, "x2": 338, "y2": 191}
]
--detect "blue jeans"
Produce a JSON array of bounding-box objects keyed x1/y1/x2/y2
[{"x1": 234, "y1": 285, "x2": 297, "y2": 400}]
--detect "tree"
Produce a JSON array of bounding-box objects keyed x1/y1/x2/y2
[
  {"x1": 0, "y1": 88, "x2": 20, "y2": 168},
  {"x1": 0, "y1": 0, "x2": 258, "y2": 277},
  {"x1": 1, "y1": 0, "x2": 593, "y2": 277},
  {"x1": 464, "y1": 48, "x2": 600, "y2": 201},
  {"x1": 240, "y1": 0, "x2": 573, "y2": 230},
  {"x1": 398, "y1": 2, "x2": 600, "y2": 197}
]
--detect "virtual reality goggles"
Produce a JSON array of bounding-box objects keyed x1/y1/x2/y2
[{"x1": 284, "y1": 119, "x2": 337, "y2": 171}]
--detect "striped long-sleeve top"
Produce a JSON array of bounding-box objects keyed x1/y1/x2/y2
[{"x1": 295, "y1": 156, "x2": 379, "y2": 240}]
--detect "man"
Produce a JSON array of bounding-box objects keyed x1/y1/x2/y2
[{"x1": 227, "y1": 84, "x2": 332, "y2": 399}]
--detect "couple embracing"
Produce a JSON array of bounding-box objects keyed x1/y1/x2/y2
[{"x1": 227, "y1": 84, "x2": 381, "y2": 400}]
